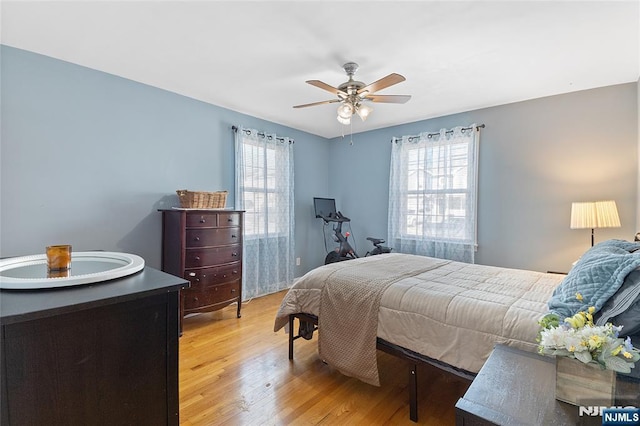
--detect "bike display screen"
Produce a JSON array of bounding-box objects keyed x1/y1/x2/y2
[{"x1": 313, "y1": 197, "x2": 336, "y2": 219}]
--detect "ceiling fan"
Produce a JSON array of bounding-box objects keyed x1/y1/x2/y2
[{"x1": 293, "y1": 62, "x2": 411, "y2": 125}]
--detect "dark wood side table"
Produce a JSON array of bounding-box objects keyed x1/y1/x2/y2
[
  {"x1": 454, "y1": 344, "x2": 640, "y2": 426},
  {"x1": 1, "y1": 267, "x2": 187, "y2": 426}
]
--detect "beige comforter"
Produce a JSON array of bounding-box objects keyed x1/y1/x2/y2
[{"x1": 274, "y1": 253, "x2": 563, "y2": 386}]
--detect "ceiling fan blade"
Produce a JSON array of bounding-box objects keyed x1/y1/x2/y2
[
  {"x1": 357, "y1": 73, "x2": 406, "y2": 95},
  {"x1": 293, "y1": 99, "x2": 341, "y2": 109},
  {"x1": 364, "y1": 94, "x2": 412, "y2": 104},
  {"x1": 306, "y1": 80, "x2": 348, "y2": 97}
]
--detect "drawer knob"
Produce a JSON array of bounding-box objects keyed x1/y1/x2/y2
[
  {"x1": 233, "y1": 270, "x2": 238, "y2": 274},
  {"x1": 232, "y1": 252, "x2": 238, "y2": 257},
  {"x1": 195, "y1": 256, "x2": 201, "y2": 261},
  {"x1": 222, "y1": 274, "x2": 227, "y2": 278},
  {"x1": 200, "y1": 217, "x2": 206, "y2": 223},
  {"x1": 228, "y1": 218, "x2": 233, "y2": 222},
  {"x1": 232, "y1": 235, "x2": 237, "y2": 239},
  {"x1": 194, "y1": 236, "x2": 200, "y2": 241},
  {"x1": 231, "y1": 288, "x2": 236, "y2": 293},
  {"x1": 189, "y1": 272, "x2": 196, "y2": 277}
]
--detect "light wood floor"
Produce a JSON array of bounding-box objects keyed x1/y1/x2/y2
[{"x1": 179, "y1": 291, "x2": 471, "y2": 426}]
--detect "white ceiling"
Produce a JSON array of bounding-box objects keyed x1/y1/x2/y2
[{"x1": 2, "y1": 1, "x2": 639, "y2": 139}]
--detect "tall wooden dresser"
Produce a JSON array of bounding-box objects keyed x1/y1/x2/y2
[{"x1": 160, "y1": 209, "x2": 243, "y2": 327}]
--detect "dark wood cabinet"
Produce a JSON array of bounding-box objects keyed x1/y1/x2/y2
[
  {"x1": 160, "y1": 209, "x2": 243, "y2": 326},
  {"x1": 455, "y1": 345, "x2": 579, "y2": 425},
  {"x1": 454, "y1": 344, "x2": 640, "y2": 426},
  {"x1": 0, "y1": 267, "x2": 186, "y2": 426}
]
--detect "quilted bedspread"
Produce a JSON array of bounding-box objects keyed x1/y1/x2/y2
[
  {"x1": 274, "y1": 253, "x2": 564, "y2": 386},
  {"x1": 318, "y1": 254, "x2": 448, "y2": 385}
]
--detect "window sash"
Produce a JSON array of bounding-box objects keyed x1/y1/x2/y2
[
  {"x1": 400, "y1": 139, "x2": 473, "y2": 241},
  {"x1": 389, "y1": 127, "x2": 478, "y2": 250},
  {"x1": 239, "y1": 136, "x2": 290, "y2": 238}
]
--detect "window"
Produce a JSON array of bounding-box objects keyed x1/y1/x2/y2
[
  {"x1": 405, "y1": 140, "x2": 471, "y2": 238},
  {"x1": 240, "y1": 139, "x2": 288, "y2": 237},
  {"x1": 389, "y1": 125, "x2": 479, "y2": 263},
  {"x1": 234, "y1": 127, "x2": 294, "y2": 298}
]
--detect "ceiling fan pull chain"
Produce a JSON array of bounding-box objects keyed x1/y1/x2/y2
[{"x1": 350, "y1": 120, "x2": 354, "y2": 146}]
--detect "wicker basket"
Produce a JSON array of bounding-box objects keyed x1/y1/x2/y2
[{"x1": 176, "y1": 190, "x2": 228, "y2": 209}]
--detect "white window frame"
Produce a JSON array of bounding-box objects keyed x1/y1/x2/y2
[
  {"x1": 238, "y1": 138, "x2": 286, "y2": 238},
  {"x1": 388, "y1": 125, "x2": 479, "y2": 262}
]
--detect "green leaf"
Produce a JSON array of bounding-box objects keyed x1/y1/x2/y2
[
  {"x1": 604, "y1": 356, "x2": 632, "y2": 373},
  {"x1": 574, "y1": 351, "x2": 593, "y2": 363},
  {"x1": 547, "y1": 348, "x2": 572, "y2": 357},
  {"x1": 539, "y1": 314, "x2": 560, "y2": 330}
]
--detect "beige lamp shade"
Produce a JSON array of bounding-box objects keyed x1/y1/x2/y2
[
  {"x1": 570, "y1": 202, "x2": 597, "y2": 229},
  {"x1": 594, "y1": 200, "x2": 621, "y2": 228},
  {"x1": 570, "y1": 201, "x2": 620, "y2": 229}
]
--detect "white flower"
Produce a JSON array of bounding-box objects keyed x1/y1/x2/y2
[
  {"x1": 537, "y1": 304, "x2": 640, "y2": 373},
  {"x1": 539, "y1": 327, "x2": 566, "y2": 348}
]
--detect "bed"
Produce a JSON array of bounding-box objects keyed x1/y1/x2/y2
[{"x1": 273, "y1": 240, "x2": 640, "y2": 421}]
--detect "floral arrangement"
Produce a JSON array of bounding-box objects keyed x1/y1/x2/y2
[{"x1": 538, "y1": 293, "x2": 640, "y2": 373}]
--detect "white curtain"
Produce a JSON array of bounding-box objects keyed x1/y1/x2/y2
[
  {"x1": 388, "y1": 125, "x2": 479, "y2": 263},
  {"x1": 235, "y1": 127, "x2": 295, "y2": 299}
]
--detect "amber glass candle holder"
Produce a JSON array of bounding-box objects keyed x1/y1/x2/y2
[
  {"x1": 46, "y1": 245, "x2": 72, "y2": 274},
  {"x1": 47, "y1": 269, "x2": 70, "y2": 278}
]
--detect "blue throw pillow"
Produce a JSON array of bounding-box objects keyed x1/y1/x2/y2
[{"x1": 595, "y1": 269, "x2": 640, "y2": 335}]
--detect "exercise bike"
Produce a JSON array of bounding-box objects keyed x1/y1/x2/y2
[
  {"x1": 365, "y1": 237, "x2": 393, "y2": 257},
  {"x1": 318, "y1": 211, "x2": 392, "y2": 264}
]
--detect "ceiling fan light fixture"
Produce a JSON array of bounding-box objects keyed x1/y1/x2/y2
[
  {"x1": 294, "y1": 62, "x2": 410, "y2": 129},
  {"x1": 336, "y1": 115, "x2": 351, "y2": 125},
  {"x1": 337, "y1": 103, "x2": 353, "y2": 119},
  {"x1": 356, "y1": 103, "x2": 373, "y2": 121}
]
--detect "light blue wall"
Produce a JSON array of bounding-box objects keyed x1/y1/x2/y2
[
  {"x1": 0, "y1": 45, "x2": 329, "y2": 272},
  {"x1": 328, "y1": 83, "x2": 638, "y2": 273},
  {"x1": 2, "y1": 45, "x2": 637, "y2": 277},
  {"x1": 637, "y1": 78, "x2": 640, "y2": 232}
]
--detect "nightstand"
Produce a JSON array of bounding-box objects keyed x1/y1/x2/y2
[{"x1": 454, "y1": 345, "x2": 639, "y2": 426}]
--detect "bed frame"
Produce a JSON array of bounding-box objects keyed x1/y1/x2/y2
[{"x1": 287, "y1": 313, "x2": 476, "y2": 422}]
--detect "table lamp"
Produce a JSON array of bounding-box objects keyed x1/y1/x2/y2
[{"x1": 570, "y1": 200, "x2": 621, "y2": 246}]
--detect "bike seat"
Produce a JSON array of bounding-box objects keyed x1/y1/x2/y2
[{"x1": 366, "y1": 237, "x2": 385, "y2": 245}]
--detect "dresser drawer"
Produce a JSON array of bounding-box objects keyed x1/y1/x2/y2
[
  {"x1": 185, "y1": 213, "x2": 218, "y2": 228},
  {"x1": 183, "y1": 280, "x2": 240, "y2": 311},
  {"x1": 185, "y1": 245, "x2": 242, "y2": 268},
  {"x1": 184, "y1": 263, "x2": 241, "y2": 286},
  {"x1": 218, "y1": 212, "x2": 242, "y2": 227},
  {"x1": 185, "y1": 227, "x2": 241, "y2": 248}
]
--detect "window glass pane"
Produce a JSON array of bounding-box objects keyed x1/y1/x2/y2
[
  {"x1": 243, "y1": 191, "x2": 264, "y2": 235},
  {"x1": 241, "y1": 139, "x2": 288, "y2": 237},
  {"x1": 266, "y1": 148, "x2": 276, "y2": 188},
  {"x1": 402, "y1": 139, "x2": 471, "y2": 240}
]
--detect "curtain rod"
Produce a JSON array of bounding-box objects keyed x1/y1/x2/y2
[
  {"x1": 232, "y1": 125, "x2": 294, "y2": 144},
  {"x1": 391, "y1": 123, "x2": 485, "y2": 143}
]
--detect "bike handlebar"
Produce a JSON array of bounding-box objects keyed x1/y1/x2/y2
[{"x1": 319, "y1": 211, "x2": 350, "y2": 223}]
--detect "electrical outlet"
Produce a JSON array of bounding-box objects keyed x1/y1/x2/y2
[{"x1": 296, "y1": 257, "x2": 301, "y2": 266}]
